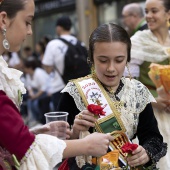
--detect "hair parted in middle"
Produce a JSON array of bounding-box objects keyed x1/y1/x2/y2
[{"x1": 88, "y1": 23, "x2": 131, "y2": 64}]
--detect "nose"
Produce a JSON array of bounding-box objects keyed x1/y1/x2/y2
[
  {"x1": 27, "y1": 26, "x2": 33, "y2": 36},
  {"x1": 107, "y1": 62, "x2": 115, "y2": 72},
  {"x1": 145, "y1": 11, "x2": 152, "y2": 19}
]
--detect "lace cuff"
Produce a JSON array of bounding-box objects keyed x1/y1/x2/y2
[
  {"x1": 143, "y1": 137, "x2": 167, "y2": 164},
  {"x1": 20, "y1": 134, "x2": 66, "y2": 170}
]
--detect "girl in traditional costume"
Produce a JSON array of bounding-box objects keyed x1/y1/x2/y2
[
  {"x1": 124, "y1": 0, "x2": 170, "y2": 169},
  {"x1": 58, "y1": 23, "x2": 167, "y2": 169},
  {"x1": 0, "y1": 0, "x2": 114, "y2": 169}
]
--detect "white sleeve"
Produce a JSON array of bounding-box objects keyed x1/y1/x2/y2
[
  {"x1": 34, "y1": 69, "x2": 48, "y2": 91},
  {"x1": 42, "y1": 42, "x2": 56, "y2": 66},
  {"x1": 124, "y1": 58, "x2": 143, "y2": 78},
  {"x1": 20, "y1": 134, "x2": 66, "y2": 170}
]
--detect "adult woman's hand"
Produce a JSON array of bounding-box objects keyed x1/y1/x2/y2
[
  {"x1": 127, "y1": 145, "x2": 150, "y2": 167},
  {"x1": 154, "y1": 86, "x2": 170, "y2": 112},
  {"x1": 30, "y1": 121, "x2": 71, "y2": 139},
  {"x1": 83, "y1": 132, "x2": 114, "y2": 157},
  {"x1": 63, "y1": 132, "x2": 114, "y2": 158}
]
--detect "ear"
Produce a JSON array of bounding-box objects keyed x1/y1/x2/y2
[{"x1": 0, "y1": 11, "x2": 9, "y2": 29}]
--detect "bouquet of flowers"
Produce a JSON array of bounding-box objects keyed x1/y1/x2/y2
[{"x1": 148, "y1": 63, "x2": 170, "y2": 93}]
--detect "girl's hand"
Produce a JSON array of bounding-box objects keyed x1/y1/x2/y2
[
  {"x1": 71, "y1": 110, "x2": 97, "y2": 138},
  {"x1": 126, "y1": 145, "x2": 150, "y2": 167}
]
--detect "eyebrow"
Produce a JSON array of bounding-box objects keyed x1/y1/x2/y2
[
  {"x1": 28, "y1": 15, "x2": 34, "y2": 20},
  {"x1": 98, "y1": 55, "x2": 125, "y2": 58},
  {"x1": 145, "y1": 7, "x2": 158, "y2": 10}
]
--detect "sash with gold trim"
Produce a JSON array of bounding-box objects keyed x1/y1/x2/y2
[{"x1": 73, "y1": 75, "x2": 129, "y2": 165}]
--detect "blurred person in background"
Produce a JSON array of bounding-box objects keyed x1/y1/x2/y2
[
  {"x1": 35, "y1": 40, "x2": 45, "y2": 61},
  {"x1": 24, "y1": 57, "x2": 49, "y2": 127},
  {"x1": 122, "y1": 3, "x2": 148, "y2": 36},
  {"x1": 22, "y1": 46, "x2": 33, "y2": 58},
  {"x1": 124, "y1": 0, "x2": 170, "y2": 169},
  {"x1": 42, "y1": 16, "x2": 83, "y2": 110}
]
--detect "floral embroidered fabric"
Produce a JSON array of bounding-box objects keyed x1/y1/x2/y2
[{"x1": 0, "y1": 146, "x2": 15, "y2": 170}]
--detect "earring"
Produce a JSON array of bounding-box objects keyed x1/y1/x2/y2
[
  {"x1": 167, "y1": 20, "x2": 170, "y2": 28},
  {"x1": 91, "y1": 64, "x2": 98, "y2": 80},
  {"x1": 87, "y1": 57, "x2": 91, "y2": 65},
  {"x1": 2, "y1": 28, "x2": 10, "y2": 50},
  {"x1": 126, "y1": 63, "x2": 132, "y2": 80}
]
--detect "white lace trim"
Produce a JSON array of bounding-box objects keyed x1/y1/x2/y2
[
  {"x1": 62, "y1": 77, "x2": 155, "y2": 139},
  {"x1": 0, "y1": 56, "x2": 26, "y2": 109},
  {"x1": 61, "y1": 82, "x2": 86, "y2": 111},
  {"x1": 131, "y1": 30, "x2": 170, "y2": 62},
  {"x1": 76, "y1": 131, "x2": 92, "y2": 168},
  {"x1": 20, "y1": 134, "x2": 66, "y2": 170}
]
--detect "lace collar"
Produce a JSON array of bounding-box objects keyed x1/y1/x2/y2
[{"x1": 0, "y1": 56, "x2": 26, "y2": 109}]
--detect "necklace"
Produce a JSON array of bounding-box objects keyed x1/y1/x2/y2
[{"x1": 105, "y1": 86, "x2": 115, "y2": 94}]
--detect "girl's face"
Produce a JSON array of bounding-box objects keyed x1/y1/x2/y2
[
  {"x1": 145, "y1": 0, "x2": 170, "y2": 31},
  {"x1": 7, "y1": 0, "x2": 35, "y2": 52},
  {"x1": 93, "y1": 41, "x2": 127, "y2": 91}
]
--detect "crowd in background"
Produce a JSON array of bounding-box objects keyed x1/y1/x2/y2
[{"x1": 1, "y1": 0, "x2": 169, "y2": 169}]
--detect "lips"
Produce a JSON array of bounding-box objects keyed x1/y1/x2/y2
[{"x1": 105, "y1": 75, "x2": 116, "y2": 79}]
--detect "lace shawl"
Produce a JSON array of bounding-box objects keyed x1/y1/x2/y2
[
  {"x1": 62, "y1": 77, "x2": 156, "y2": 139},
  {"x1": 131, "y1": 30, "x2": 170, "y2": 62},
  {"x1": 0, "y1": 56, "x2": 26, "y2": 109}
]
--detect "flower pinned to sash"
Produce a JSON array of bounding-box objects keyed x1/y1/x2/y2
[{"x1": 87, "y1": 104, "x2": 106, "y2": 118}]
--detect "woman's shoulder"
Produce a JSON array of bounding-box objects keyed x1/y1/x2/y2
[
  {"x1": 131, "y1": 30, "x2": 151, "y2": 39},
  {"x1": 123, "y1": 78, "x2": 156, "y2": 102},
  {"x1": 0, "y1": 90, "x2": 17, "y2": 108}
]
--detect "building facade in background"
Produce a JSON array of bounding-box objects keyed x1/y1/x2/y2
[{"x1": 25, "y1": 0, "x2": 145, "y2": 48}]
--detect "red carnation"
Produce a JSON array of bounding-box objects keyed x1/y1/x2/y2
[
  {"x1": 87, "y1": 104, "x2": 106, "y2": 117},
  {"x1": 121, "y1": 142, "x2": 138, "y2": 154}
]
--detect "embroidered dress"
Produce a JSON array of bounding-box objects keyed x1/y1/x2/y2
[
  {"x1": 58, "y1": 75, "x2": 167, "y2": 169},
  {"x1": 0, "y1": 56, "x2": 66, "y2": 170},
  {"x1": 125, "y1": 30, "x2": 170, "y2": 170}
]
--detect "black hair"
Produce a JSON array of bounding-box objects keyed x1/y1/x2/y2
[
  {"x1": 23, "y1": 57, "x2": 39, "y2": 70},
  {"x1": 37, "y1": 40, "x2": 45, "y2": 54},
  {"x1": 56, "y1": 16, "x2": 72, "y2": 31},
  {"x1": 88, "y1": 23, "x2": 131, "y2": 64},
  {"x1": 161, "y1": 0, "x2": 170, "y2": 12},
  {"x1": 0, "y1": 0, "x2": 27, "y2": 19}
]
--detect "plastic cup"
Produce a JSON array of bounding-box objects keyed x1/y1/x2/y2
[
  {"x1": 44, "y1": 112, "x2": 68, "y2": 123},
  {"x1": 44, "y1": 112, "x2": 69, "y2": 139}
]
